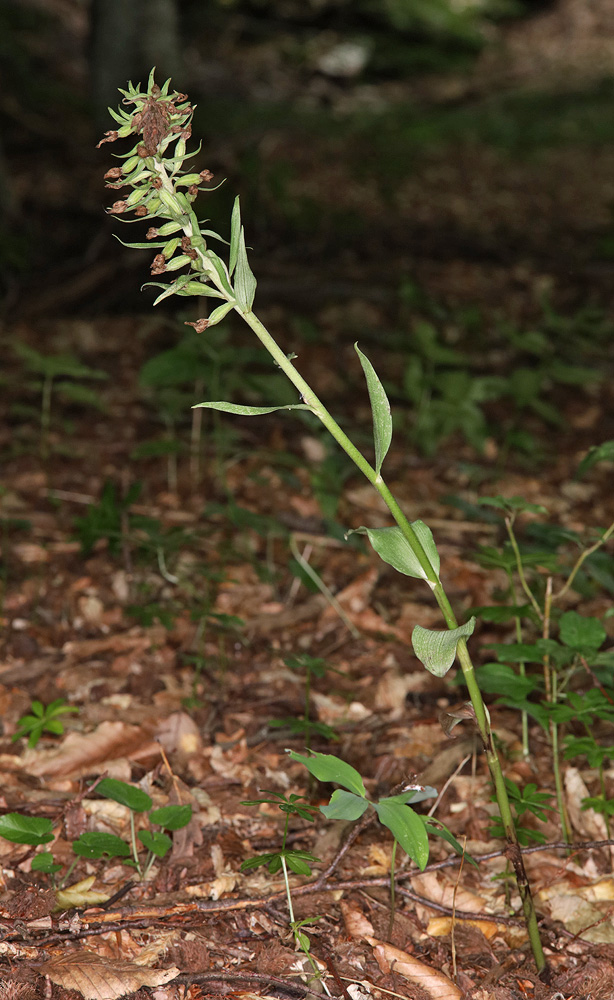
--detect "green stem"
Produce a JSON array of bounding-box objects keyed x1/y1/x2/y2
[
  {"x1": 505, "y1": 517, "x2": 543, "y2": 621},
  {"x1": 234, "y1": 306, "x2": 547, "y2": 974},
  {"x1": 555, "y1": 520, "x2": 614, "y2": 600}
]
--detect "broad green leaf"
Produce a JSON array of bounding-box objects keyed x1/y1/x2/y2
[
  {"x1": 193, "y1": 401, "x2": 311, "y2": 415},
  {"x1": 73, "y1": 832, "x2": 132, "y2": 859},
  {"x1": 576, "y1": 440, "x2": 614, "y2": 479},
  {"x1": 0, "y1": 813, "x2": 54, "y2": 846},
  {"x1": 374, "y1": 799, "x2": 429, "y2": 870},
  {"x1": 287, "y1": 750, "x2": 367, "y2": 796},
  {"x1": 354, "y1": 344, "x2": 392, "y2": 476},
  {"x1": 32, "y1": 852, "x2": 62, "y2": 874},
  {"x1": 95, "y1": 778, "x2": 152, "y2": 813},
  {"x1": 559, "y1": 610, "x2": 606, "y2": 652},
  {"x1": 383, "y1": 786, "x2": 437, "y2": 806},
  {"x1": 234, "y1": 226, "x2": 257, "y2": 311},
  {"x1": 320, "y1": 789, "x2": 369, "y2": 821},
  {"x1": 149, "y1": 804, "x2": 192, "y2": 830},
  {"x1": 474, "y1": 663, "x2": 539, "y2": 700},
  {"x1": 138, "y1": 830, "x2": 172, "y2": 857},
  {"x1": 229, "y1": 196, "x2": 241, "y2": 275},
  {"x1": 412, "y1": 617, "x2": 476, "y2": 677},
  {"x1": 348, "y1": 521, "x2": 439, "y2": 582}
]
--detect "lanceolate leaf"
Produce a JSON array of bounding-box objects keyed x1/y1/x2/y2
[
  {"x1": 412, "y1": 617, "x2": 476, "y2": 677},
  {"x1": 355, "y1": 344, "x2": 392, "y2": 476},
  {"x1": 287, "y1": 750, "x2": 367, "y2": 797},
  {"x1": 229, "y1": 196, "x2": 241, "y2": 276},
  {"x1": 348, "y1": 521, "x2": 440, "y2": 582},
  {"x1": 320, "y1": 789, "x2": 369, "y2": 821},
  {"x1": 374, "y1": 799, "x2": 429, "y2": 870},
  {"x1": 234, "y1": 226, "x2": 257, "y2": 311},
  {"x1": 192, "y1": 401, "x2": 312, "y2": 415}
]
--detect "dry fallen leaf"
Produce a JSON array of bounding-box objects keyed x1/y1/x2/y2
[
  {"x1": 372, "y1": 942, "x2": 462, "y2": 1000},
  {"x1": 54, "y1": 876, "x2": 110, "y2": 911},
  {"x1": 39, "y1": 950, "x2": 179, "y2": 1000},
  {"x1": 25, "y1": 720, "x2": 158, "y2": 777}
]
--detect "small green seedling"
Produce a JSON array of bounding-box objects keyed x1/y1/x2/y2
[
  {"x1": 12, "y1": 699, "x2": 79, "y2": 749},
  {"x1": 0, "y1": 780, "x2": 192, "y2": 886},
  {"x1": 79, "y1": 778, "x2": 192, "y2": 879},
  {"x1": 288, "y1": 750, "x2": 473, "y2": 931},
  {"x1": 13, "y1": 343, "x2": 107, "y2": 457},
  {"x1": 240, "y1": 790, "x2": 328, "y2": 991},
  {"x1": 269, "y1": 654, "x2": 339, "y2": 747},
  {"x1": 490, "y1": 779, "x2": 554, "y2": 847}
]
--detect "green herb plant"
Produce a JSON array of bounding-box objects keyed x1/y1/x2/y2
[
  {"x1": 13, "y1": 344, "x2": 108, "y2": 458},
  {"x1": 12, "y1": 698, "x2": 79, "y2": 749},
  {"x1": 98, "y1": 70, "x2": 551, "y2": 973},
  {"x1": 468, "y1": 486, "x2": 614, "y2": 842},
  {"x1": 269, "y1": 654, "x2": 339, "y2": 747},
  {"x1": 0, "y1": 778, "x2": 192, "y2": 886},
  {"x1": 240, "y1": 789, "x2": 327, "y2": 990}
]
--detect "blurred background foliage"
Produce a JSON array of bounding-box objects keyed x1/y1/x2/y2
[{"x1": 2, "y1": 0, "x2": 614, "y2": 323}]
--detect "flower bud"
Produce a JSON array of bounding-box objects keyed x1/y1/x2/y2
[
  {"x1": 158, "y1": 189, "x2": 185, "y2": 217},
  {"x1": 126, "y1": 187, "x2": 147, "y2": 207},
  {"x1": 162, "y1": 237, "x2": 181, "y2": 259},
  {"x1": 165, "y1": 254, "x2": 192, "y2": 271},
  {"x1": 157, "y1": 221, "x2": 182, "y2": 236},
  {"x1": 177, "y1": 173, "x2": 203, "y2": 186},
  {"x1": 122, "y1": 156, "x2": 141, "y2": 174}
]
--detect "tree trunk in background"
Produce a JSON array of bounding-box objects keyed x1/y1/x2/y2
[{"x1": 91, "y1": 0, "x2": 182, "y2": 131}]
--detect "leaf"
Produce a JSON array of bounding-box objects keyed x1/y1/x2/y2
[
  {"x1": 320, "y1": 789, "x2": 370, "y2": 821},
  {"x1": 374, "y1": 799, "x2": 429, "y2": 870},
  {"x1": 39, "y1": 950, "x2": 179, "y2": 1000},
  {"x1": 138, "y1": 830, "x2": 172, "y2": 857},
  {"x1": 55, "y1": 876, "x2": 110, "y2": 910},
  {"x1": 354, "y1": 344, "x2": 392, "y2": 475},
  {"x1": 149, "y1": 804, "x2": 192, "y2": 830},
  {"x1": 229, "y1": 195, "x2": 241, "y2": 275},
  {"x1": 73, "y1": 832, "x2": 132, "y2": 859},
  {"x1": 0, "y1": 813, "x2": 54, "y2": 845},
  {"x1": 233, "y1": 225, "x2": 257, "y2": 311},
  {"x1": 193, "y1": 401, "x2": 311, "y2": 415},
  {"x1": 32, "y1": 852, "x2": 62, "y2": 874},
  {"x1": 95, "y1": 778, "x2": 152, "y2": 813},
  {"x1": 559, "y1": 610, "x2": 606, "y2": 652},
  {"x1": 372, "y1": 942, "x2": 461, "y2": 1000},
  {"x1": 287, "y1": 750, "x2": 367, "y2": 796},
  {"x1": 576, "y1": 440, "x2": 614, "y2": 479},
  {"x1": 412, "y1": 617, "x2": 476, "y2": 677},
  {"x1": 347, "y1": 521, "x2": 440, "y2": 582},
  {"x1": 423, "y1": 820, "x2": 479, "y2": 868}
]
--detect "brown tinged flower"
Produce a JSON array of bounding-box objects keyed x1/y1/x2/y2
[
  {"x1": 151, "y1": 254, "x2": 167, "y2": 274},
  {"x1": 96, "y1": 131, "x2": 119, "y2": 147},
  {"x1": 185, "y1": 319, "x2": 210, "y2": 333},
  {"x1": 104, "y1": 167, "x2": 123, "y2": 180},
  {"x1": 108, "y1": 200, "x2": 128, "y2": 214}
]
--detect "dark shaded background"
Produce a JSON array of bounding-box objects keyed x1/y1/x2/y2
[{"x1": 5, "y1": 0, "x2": 614, "y2": 325}]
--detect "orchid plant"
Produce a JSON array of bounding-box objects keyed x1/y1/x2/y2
[{"x1": 98, "y1": 70, "x2": 548, "y2": 975}]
